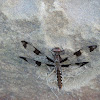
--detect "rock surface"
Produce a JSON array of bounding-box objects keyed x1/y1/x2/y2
[{"x1": 0, "y1": 0, "x2": 100, "y2": 100}]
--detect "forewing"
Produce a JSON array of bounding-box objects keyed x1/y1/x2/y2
[
  {"x1": 21, "y1": 41, "x2": 41, "y2": 55},
  {"x1": 73, "y1": 45, "x2": 97, "y2": 57}
]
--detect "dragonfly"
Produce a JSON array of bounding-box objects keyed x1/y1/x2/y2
[{"x1": 19, "y1": 40, "x2": 97, "y2": 89}]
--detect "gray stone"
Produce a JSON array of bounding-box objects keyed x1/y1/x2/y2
[{"x1": 0, "y1": 0, "x2": 100, "y2": 100}]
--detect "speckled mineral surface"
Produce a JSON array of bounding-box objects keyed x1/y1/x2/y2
[{"x1": 0, "y1": 0, "x2": 100, "y2": 100}]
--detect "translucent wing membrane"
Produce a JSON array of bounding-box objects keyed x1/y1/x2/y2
[
  {"x1": 61, "y1": 45, "x2": 97, "y2": 63},
  {"x1": 19, "y1": 56, "x2": 41, "y2": 66},
  {"x1": 19, "y1": 56, "x2": 54, "y2": 67},
  {"x1": 73, "y1": 45, "x2": 97, "y2": 57},
  {"x1": 21, "y1": 40, "x2": 42, "y2": 55},
  {"x1": 21, "y1": 40, "x2": 54, "y2": 63},
  {"x1": 60, "y1": 45, "x2": 97, "y2": 68}
]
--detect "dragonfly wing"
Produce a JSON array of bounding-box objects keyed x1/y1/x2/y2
[
  {"x1": 19, "y1": 56, "x2": 54, "y2": 67},
  {"x1": 61, "y1": 45, "x2": 98, "y2": 64},
  {"x1": 21, "y1": 40, "x2": 54, "y2": 63}
]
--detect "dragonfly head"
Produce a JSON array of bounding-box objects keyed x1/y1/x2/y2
[{"x1": 52, "y1": 47, "x2": 64, "y2": 55}]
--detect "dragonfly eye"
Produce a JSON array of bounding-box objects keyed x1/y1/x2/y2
[{"x1": 52, "y1": 47, "x2": 61, "y2": 52}]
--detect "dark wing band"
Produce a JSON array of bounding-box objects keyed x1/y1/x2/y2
[
  {"x1": 60, "y1": 57, "x2": 68, "y2": 63},
  {"x1": 61, "y1": 62, "x2": 89, "y2": 67}
]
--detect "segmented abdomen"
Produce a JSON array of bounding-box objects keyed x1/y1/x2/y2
[{"x1": 57, "y1": 69, "x2": 62, "y2": 89}]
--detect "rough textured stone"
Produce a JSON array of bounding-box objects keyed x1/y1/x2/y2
[{"x1": 0, "y1": 0, "x2": 100, "y2": 100}]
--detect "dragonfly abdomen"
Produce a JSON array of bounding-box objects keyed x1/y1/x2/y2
[{"x1": 57, "y1": 69, "x2": 62, "y2": 89}]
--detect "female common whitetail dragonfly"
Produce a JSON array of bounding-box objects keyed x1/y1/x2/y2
[{"x1": 19, "y1": 40, "x2": 97, "y2": 89}]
